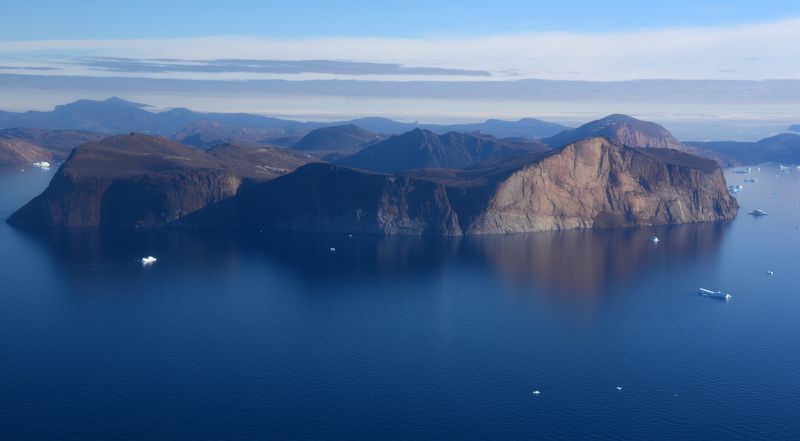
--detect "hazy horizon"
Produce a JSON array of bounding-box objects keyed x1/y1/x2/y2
[{"x1": 3, "y1": 1, "x2": 800, "y2": 140}]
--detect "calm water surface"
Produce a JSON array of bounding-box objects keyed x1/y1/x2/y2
[{"x1": 1, "y1": 165, "x2": 799, "y2": 440}]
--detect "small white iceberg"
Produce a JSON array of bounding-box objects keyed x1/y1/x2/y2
[
  {"x1": 616, "y1": 386, "x2": 623, "y2": 391},
  {"x1": 32, "y1": 161, "x2": 51, "y2": 170},
  {"x1": 698, "y1": 288, "x2": 731, "y2": 301},
  {"x1": 748, "y1": 209, "x2": 768, "y2": 216},
  {"x1": 141, "y1": 256, "x2": 157, "y2": 265},
  {"x1": 532, "y1": 390, "x2": 541, "y2": 396},
  {"x1": 650, "y1": 236, "x2": 659, "y2": 243},
  {"x1": 766, "y1": 270, "x2": 774, "y2": 275},
  {"x1": 329, "y1": 247, "x2": 336, "y2": 252}
]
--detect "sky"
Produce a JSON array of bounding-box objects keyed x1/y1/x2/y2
[
  {"x1": 1, "y1": 0, "x2": 800, "y2": 137},
  {"x1": 4, "y1": 1, "x2": 800, "y2": 40}
]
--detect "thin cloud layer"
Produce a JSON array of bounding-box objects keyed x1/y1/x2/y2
[
  {"x1": 0, "y1": 19, "x2": 799, "y2": 80},
  {"x1": 70, "y1": 57, "x2": 491, "y2": 77}
]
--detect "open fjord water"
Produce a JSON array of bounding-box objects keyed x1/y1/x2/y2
[{"x1": 1, "y1": 165, "x2": 799, "y2": 440}]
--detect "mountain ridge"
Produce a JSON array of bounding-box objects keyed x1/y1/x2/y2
[{"x1": 179, "y1": 137, "x2": 737, "y2": 235}]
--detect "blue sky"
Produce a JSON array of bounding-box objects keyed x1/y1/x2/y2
[{"x1": 3, "y1": 0, "x2": 800, "y2": 40}]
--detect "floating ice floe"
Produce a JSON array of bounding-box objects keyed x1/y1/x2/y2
[
  {"x1": 748, "y1": 209, "x2": 768, "y2": 216},
  {"x1": 698, "y1": 288, "x2": 732, "y2": 301},
  {"x1": 141, "y1": 256, "x2": 157, "y2": 265},
  {"x1": 616, "y1": 386, "x2": 623, "y2": 391},
  {"x1": 650, "y1": 236, "x2": 659, "y2": 243},
  {"x1": 766, "y1": 270, "x2": 774, "y2": 275},
  {"x1": 532, "y1": 390, "x2": 541, "y2": 396},
  {"x1": 329, "y1": 247, "x2": 336, "y2": 252},
  {"x1": 32, "y1": 161, "x2": 50, "y2": 170}
]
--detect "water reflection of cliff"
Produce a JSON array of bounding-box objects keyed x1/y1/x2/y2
[
  {"x1": 16, "y1": 221, "x2": 728, "y2": 297},
  {"x1": 466, "y1": 222, "x2": 730, "y2": 296}
]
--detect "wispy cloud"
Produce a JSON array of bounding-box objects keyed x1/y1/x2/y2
[
  {"x1": 70, "y1": 57, "x2": 490, "y2": 77},
  {"x1": 0, "y1": 19, "x2": 799, "y2": 80}
]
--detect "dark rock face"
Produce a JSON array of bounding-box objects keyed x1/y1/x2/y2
[
  {"x1": 7, "y1": 134, "x2": 314, "y2": 227},
  {"x1": 544, "y1": 114, "x2": 688, "y2": 150},
  {"x1": 181, "y1": 163, "x2": 462, "y2": 235},
  {"x1": 335, "y1": 128, "x2": 549, "y2": 173},
  {"x1": 182, "y1": 138, "x2": 738, "y2": 235},
  {"x1": 687, "y1": 133, "x2": 800, "y2": 166}
]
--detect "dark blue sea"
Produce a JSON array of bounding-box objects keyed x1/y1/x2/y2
[{"x1": 1, "y1": 165, "x2": 799, "y2": 440}]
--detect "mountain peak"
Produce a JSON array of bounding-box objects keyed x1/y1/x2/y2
[
  {"x1": 543, "y1": 114, "x2": 686, "y2": 150},
  {"x1": 335, "y1": 128, "x2": 548, "y2": 173}
]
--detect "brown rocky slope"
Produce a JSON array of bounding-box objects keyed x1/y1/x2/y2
[{"x1": 7, "y1": 134, "x2": 315, "y2": 227}]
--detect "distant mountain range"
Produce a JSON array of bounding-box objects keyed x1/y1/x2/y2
[
  {"x1": 0, "y1": 97, "x2": 313, "y2": 136},
  {"x1": 0, "y1": 97, "x2": 569, "y2": 141},
  {"x1": 335, "y1": 128, "x2": 548, "y2": 172},
  {"x1": 687, "y1": 133, "x2": 800, "y2": 166},
  {"x1": 3, "y1": 101, "x2": 797, "y2": 170}
]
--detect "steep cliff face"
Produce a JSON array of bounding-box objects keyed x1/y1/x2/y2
[
  {"x1": 8, "y1": 134, "x2": 314, "y2": 227},
  {"x1": 457, "y1": 138, "x2": 737, "y2": 234},
  {"x1": 183, "y1": 138, "x2": 737, "y2": 235}
]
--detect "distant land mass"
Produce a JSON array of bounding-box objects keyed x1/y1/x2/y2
[
  {"x1": 8, "y1": 134, "x2": 315, "y2": 227},
  {"x1": 0, "y1": 134, "x2": 53, "y2": 166},
  {"x1": 292, "y1": 124, "x2": 387, "y2": 159},
  {"x1": 172, "y1": 121, "x2": 300, "y2": 150},
  {"x1": 0, "y1": 97, "x2": 569, "y2": 141},
  {"x1": 180, "y1": 137, "x2": 737, "y2": 235},
  {"x1": 687, "y1": 133, "x2": 800, "y2": 166},
  {"x1": 335, "y1": 129, "x2": 548, "y2": 172},
  {"x1": 0, "y1": 128, "x2": 105, "y2": 166}
]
